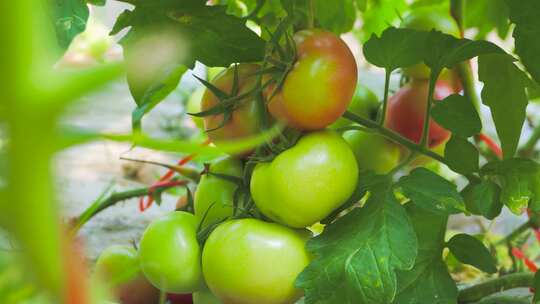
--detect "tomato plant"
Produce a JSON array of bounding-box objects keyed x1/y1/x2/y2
[
  {"x1": 202, "y1": 219, "x2": 311, "y2": 304},
  {"x1": 138, "y1": 212, "x2": 202, "y2": 294},
  {"x1": 6, "y1": 1, "x2": 540, "y2": 304},
  {"x1": 251, "y1": 131, "x2": 358, "y2": 228}
]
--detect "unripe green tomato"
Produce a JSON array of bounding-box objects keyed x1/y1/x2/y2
[
  {"x1": 343, "y1": 130, "x2": 401, "y2": 174},
  {"x1": 330, "y1": 84, "x2": 379, "y2": 130},
  {"x1": 251, "y1": 131, "x2": 359, "y2": 228},
  {"x1": 187, "y1": 87, "x2": 205, "y2": 130},
  {"x1": 138, "y1": 212, "x2": 202, "y2": 294},
  {"x1": 193, "y1": 287, "x2": 222, "y2": 304},
  {"x1": 94, "y1": 245, "x2": 159, "y2": 304},
  {"x1": 194, "y1": 157, "x2": 243, "y2": 229},
  {"x1": 202, "y1": 219, "x2": 311, "y2": 304},
  {"x1": 400, "y1": 9, "x2": 460, "y2": 79}
]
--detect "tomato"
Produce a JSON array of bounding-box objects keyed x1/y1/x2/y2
[
  {"x1": 400, "y1": 9, "x2": 461, "y2": 80},
  {"x1": 201, "y1": 219, "x2": 311, "y2": 304},
  {"x1": 193, "y1": 287, "x2": 222, "y2": 304},
  {"x1": 201, "y1": 64, "x2": 262, "y2": 144},
  {"x1": 94, "y1": 245, "x2": 159, "y2": 304},
  {"x1": 138, "y1": 212, "x2": 202, "y2": 293},
  {"x1": 343, "y1": 130, "x2": 401, "y2": 174},
  {"x1": 251, "y1": 130, "x2": 358, "y2": 228},
  {"x1": 194, "y1": 157, "x2": 243, "y2": 229},
  {"x1": 187, "y1": 87, "x2": 205, "y2": 130},
  {"x1": 329, "y1": 84, "x2": 380, "y2": 130},
  {"x1": 167, "y1": 293, "x2": 194, "y2": 304},
  {"x1": 385, "y1": 80, "x2": 452, "y2": 148},
  {"x1": 267, "y1": 29, "x2": 357, "y2": 130}
]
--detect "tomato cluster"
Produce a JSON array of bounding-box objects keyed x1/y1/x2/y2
[{"x1": 94, "y1": 14, "x2": 464, "y2": 302}]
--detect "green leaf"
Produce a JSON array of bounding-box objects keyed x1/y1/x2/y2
[
  {"x1": 113, "y1": 2, "x2": 265, "y2": 68},
  {"x1": 314, "y1": 0, "x2": 356, "y2": 34},
  {"x1": 50, "y1": 0, "x2": 89, "y2": 50},
  {"x1": 422, "y1": 31, "x2": 505, "y2": 75},
  {"x1": 130, "y1": 65, "x2": 188, "y2": 130},
  {"x1": 87, "y1": 0, "x2": 106, "y2": 6},
  {"x1": 396, "y1": 168, "x2": 465, "y2": 215},
  {"x1": 296, "y1": 176, "x2": 417, "y2": 304},
  {"x1": 357, "y1": 0, "x2": 407, "y2": 42},
  {"x1": 506, "y1": 0, "x2": 540, "y2": 84},
  {"x1": 462, "y1": 180, "x2": 502, "y2": 220},
  {"x1": 363, "y1": 27, "x2": 428, "y2": 72},
  {"x1": 431, "y1": 94, "x2": 482, "y2": 137},
  {"x1": 481, "y1": 158, "x2": 540, "y2": 214},
  {"x1": 444, "y1": 136, "x2": 479, "y2": 175},
  {"x1": 356, "y1": 0, "x2": 367, "y2": 11},
  {"x1": 478, "y1": 54, "x2": 528, "y2": 159},
  {"x1": 464, "y1": 0, "x2": 509, "y2": 40},
  {"x1": 393, "y1": 204, "x2": 457, "y2": 304},
  {"x1": 446, "y1": 234, "x2": 497, "y2": 274}
]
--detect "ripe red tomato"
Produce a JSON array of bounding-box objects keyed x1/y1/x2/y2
[
  {"x1": 267, "y1": 29, "x2": 357, "y2": 130},
  {"x1": 385, "y1": 80, "x2": 453, "y2": 148},
  {"x1": 201, "y1": 64, "x2": 261, "y2": 144}
]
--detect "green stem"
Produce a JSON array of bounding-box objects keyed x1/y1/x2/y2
[
  {"x1": 457, "y1": 61, "x2": 481, "y2": 109},
  {"x1": 520, "y1": 123, "x2": 540, "y2": 157},
  {"x1": 457, "y1": 272, "x2": 534, "y2": 303},
  {"x1": 72, "y1": 184, "x2": 181, "y2": 232},
  {"x1": 450, "y1": 0, "x2": 464, "y2": 37},
  {"x1": 420, "y1": 77, "x2": 437, "y2": 148},
  {"x1": 308, "y1": 0, "x2": 315, "y2": 29},
  {"x1": 343, "y1": 112, "x2": 448, "y2": 165},
  {"x1": 379, "y1": 70, "x2": 391, "y2": 126},
  {"x1": 495, "y1": 221, "x2": 532, "y2": 246}
]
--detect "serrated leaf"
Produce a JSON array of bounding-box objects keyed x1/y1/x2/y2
[
  {"x1": 447, "y1": 234, "x2": 497, "y2": 274},
  {"x1": 444, "y1": 136, "x2": 479, "y2": 175},
  {"x1": 50, "y1": 0, "x2": 89, "y2": 50},
  {"x1": 314, "y1": 0, "x2": 356, "y2": 34},
  {"x1": 393, "y1": 204, "x2": 457, "y2": 304},
  {"x1": 462, "y1": 180, "x2": 502, "y2": 220},
  {"x1": 506, "y1": 0, "x2": 540, "y2": 85},
  {"x1": 396, "y1": 168, "x2": 465, "y2": 215},
  {"x1": 296, "y1": 176, "x2": 417, "y2": 304},
  {"x1": 363, "y1": 27, "x2": 428, "y2": 72},
  {"x1": 431, "y1": 94, "x2": 482, "y2": 137},
  {"x1": 481, "y1": 158, "x2": 540, "y2": 215},
  {"x1": 478, "y1": 54, "x2": 528, "y2": 159}
]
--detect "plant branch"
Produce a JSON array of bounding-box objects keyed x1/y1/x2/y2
[
  {"x1": 343, "y1": 111, "x2": 448, "y2": 166},
  {"x1": 378, "y1": 70, "x2": 391, "y2": 126},
  {"x1": 519, "y1": 123, "x2": 540, "y2": 157},
  {"x1": 72, "y1": 183, "x2": 183, "y2": 232},
  {"x1": 457, "y1": 272, "x2": 534, "y2": 303},
  {"x1": 420, "y1": 77, "x2": 437, "y2": 147},
  {"x1": 495, "y1": 220, "x2": 532, "y2": 246},
  {"x1": 457, "y1": 61, "x2": 481, "y2": 109}
]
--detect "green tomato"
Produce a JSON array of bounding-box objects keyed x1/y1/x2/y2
[
  {"x1": 187, "y1": 87, "x2": 205, "y2": 130},
  {"x1": 400, "y1": 9, "x2": 460, "y2": 79},
  {"x1": 343, "y1": 130, "x2": 401, "y2": 174},
  {"x1": 138, "y1": 211, "x2": 202, "y2": 293},
  {"x1": 94, "y1": 245, "x2": 159, "y2": 304},
  {"x1": 193, "y1": 287, "x2": 222, "y2": 304},
  {"x1": 194, "y1": 157, "x2": 243, "y2": 229},
  {"x1": 251, "y1": 131, "x2": 359, "y2": 228},
  {"x1": 202, "y1": 219, "x2": 311, "y2": 304},
  {"x1": 330, "y1": 84, "x2": 379, "y2": 130}
]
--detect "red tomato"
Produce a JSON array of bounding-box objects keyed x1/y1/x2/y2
[
  {"x1": 267, "y1": 29, "x2": 357, "y2": 130},
  {"x1": 385, "y1": 80, "x2": 453, "y2": 148}
]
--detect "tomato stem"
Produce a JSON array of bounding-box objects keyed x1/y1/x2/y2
[
  {"x1": 457, "y1": 272, "x2": 534, "y2": 303},
  {"x1": 419, "y1": 76, "x2": 437, "y2": 148},
  {"x1": 378, "y1": 70, "x2": 391, "y2": 126}
]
